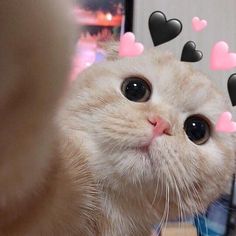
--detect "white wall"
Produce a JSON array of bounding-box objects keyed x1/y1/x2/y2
[{"x1": 133, "y1": 0, "x2": 236, "y2": 113}]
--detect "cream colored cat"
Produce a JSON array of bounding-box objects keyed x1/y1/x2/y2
[{"x1": 0, "y1": 1, "x2": 235, "y2": 236}]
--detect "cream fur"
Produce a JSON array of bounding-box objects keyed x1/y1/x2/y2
[
  {"x1": 59, "y1": 49, "x2": 235, "y2": 235},
  {"x1": 0, "y1": 1, "x2": 235, "y2": 235}
]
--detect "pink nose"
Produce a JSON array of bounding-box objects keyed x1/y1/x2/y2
[{"x1": 148, "y1": 116, "x2": 171, "y2": 136}]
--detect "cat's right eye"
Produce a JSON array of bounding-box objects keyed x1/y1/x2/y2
[{"x1": 121, "y1": 77, "x2": 152, "y2": 102}]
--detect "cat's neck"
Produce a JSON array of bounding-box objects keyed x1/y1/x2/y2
[
  {"x1": 99, "y1": 185, "x2": 158, "y2": 236},
  {"x1": 70, "y1": 132, "x2": 160, "y2": 235}
]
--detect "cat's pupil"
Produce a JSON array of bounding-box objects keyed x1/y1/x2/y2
[
  {"x1": 184, "y1": 116, "x2": 210, "y2": 145},
  {"x1": 125, "y1": 81, "x2": 146, "y2": 100},
  {"x1": 121, "y1": 77, "x2": 151, "y2": 102}
]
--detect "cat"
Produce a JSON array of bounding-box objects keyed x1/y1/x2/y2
[{"x1": 0, "y1": 1, "x2": 235, "y2": 235}]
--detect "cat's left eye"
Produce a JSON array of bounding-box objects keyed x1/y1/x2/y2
[
  {"x1": 184, "y1": 115, "x2": 211, "y2": 145},
  {"x1": 121, "y1": 77, "x2": 152, "y2": 102}
]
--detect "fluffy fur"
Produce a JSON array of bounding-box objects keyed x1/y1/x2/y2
[
  {"x1": 60, "y1": 49, "x2": 235, "y2": 235},
  {"x1": 0, "y1": 1, "x2": 235, "y2": 235}
]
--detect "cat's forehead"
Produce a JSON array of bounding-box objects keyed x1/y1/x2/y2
[
  {"x1": 80, "y1": 49, "x2": 226, "y2": 117},
  {"x1": 109, "y1": 50, "x2": 222, "y2": 110}
]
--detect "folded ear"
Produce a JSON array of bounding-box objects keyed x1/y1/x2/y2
[
  {"x1": 231, "y1": 132, "x2": 236, "y2": 174},
  {"x1": 99, "y1": 41, "x2": 120, "y2": 61},
  {"x1": 233, "y1": 132, "x2": 236, "y2": 156}
]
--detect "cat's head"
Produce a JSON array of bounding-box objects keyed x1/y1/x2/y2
[{"x1": 63, "y1": 46, "x2": 235, "y2": 220}]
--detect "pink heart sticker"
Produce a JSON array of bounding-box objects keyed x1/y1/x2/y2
[
  {"x1": 192, "y1": 17, "x2": 207, "y2": 32},
  {"x1": 215, "y1": 112, "x2": 236, "y2": 133},
  {"x1": 210, "y1": 41, "x2": 236, "y2": 70},
  {"x1": 119, "y1": 32, "x2": 144, "y2": 58}
]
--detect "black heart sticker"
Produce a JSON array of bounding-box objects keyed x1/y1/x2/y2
[
  {"x1": 181, "y1": 41, "x2": 203, "y2": 62},
  {"x1": 228, "y1": 73, "x2": 236, "y2": 106},
  {"x1": 149, "y1": 11, "x2": 182, "y2": 47}
]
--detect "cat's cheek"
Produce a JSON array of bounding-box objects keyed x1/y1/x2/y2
[{"x1": 202, "y1": 143, "x2": 224, "y2": 167}]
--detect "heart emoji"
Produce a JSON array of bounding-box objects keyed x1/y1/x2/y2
[
  {"x1": 210, "y1": 41, "x2": 236, "y2": 70},
  {"x1": 215, "y1": 112, "x2": 236, "y2": 133},
  {"x1": 228, "y1": 73, "x2": 236, "y2": 106},
  {"x1": 181, "y1": 41, "x2": 203, "y2": 62},
  {"x1": 192, "y1": 17, "x2": 207, "y2": 32},
  {"x1": 149, "y1": 11, "x2": 182, "y2": 47},
  {"x1": 119, "y1": 32, "x2": 144, "y2": 58}
]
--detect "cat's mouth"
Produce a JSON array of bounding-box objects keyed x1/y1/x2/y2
[
  {"x1": 130, "y1": 139, "x2": 157, "y2": 154},
  {"x1": 131, "y1": 134, "x2": 166, "y2": 153},
  {"x1": 136, "y1": 145, "x2": 150, "y2": 153}
]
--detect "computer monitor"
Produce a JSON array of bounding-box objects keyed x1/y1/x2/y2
[{"x1": 71, "y1": 0, "x2": 134, "y2": 80}]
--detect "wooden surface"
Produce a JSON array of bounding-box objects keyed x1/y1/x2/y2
[{"x1": 161, "y1": 224, "x2": 197, "y2": 236}]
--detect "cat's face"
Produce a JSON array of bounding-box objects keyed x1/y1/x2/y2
[{"x1": 64, "y1": 49, "x2": 235, "y2": 219}]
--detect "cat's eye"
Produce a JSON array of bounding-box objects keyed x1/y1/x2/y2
[
  {"x1": 184, "y1": 115, "x2": 211, "y2": 145},
  {"x1": 121, "y1": 77, "x2": 151, "y2": 102}
]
